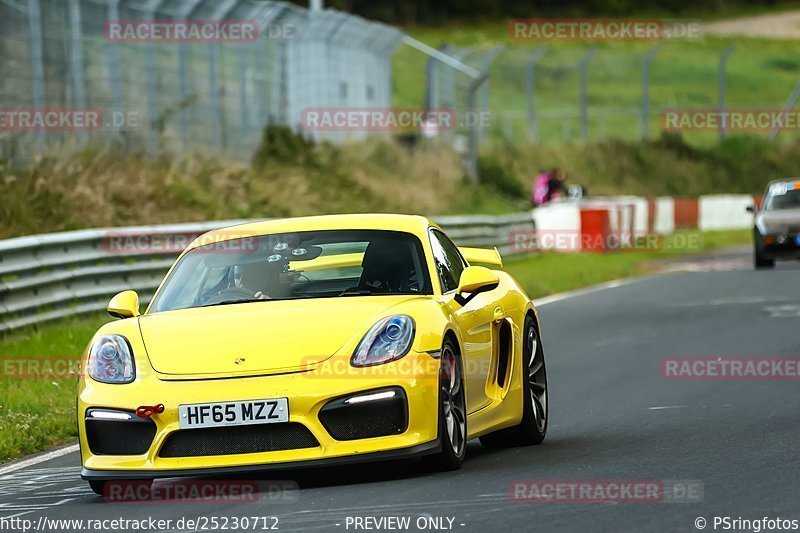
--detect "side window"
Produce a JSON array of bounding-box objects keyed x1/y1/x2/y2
[{"x1": 429, "y1": 229, "x2": 466, "y2": 293}]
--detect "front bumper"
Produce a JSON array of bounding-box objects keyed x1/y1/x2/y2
[
  {"x1": 756, "y1": 232, "x2": 800, "y2": 260},
  {"x1": 79, "y1": 351, "x2": 440, "y2": 479},
  {"x1": 81, "y1": 441, "x2": 440, "y2": 480}
]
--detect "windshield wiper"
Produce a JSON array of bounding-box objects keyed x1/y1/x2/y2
[
  {"x1": 339, "y1": 288, "x2": 375, "y2": 297},
  {"x1": 339, "y1": 288, "x2": 397, "y2": 297},
  {"x1": 199, "y1": 298, "x2": 267, "y2": 308}
]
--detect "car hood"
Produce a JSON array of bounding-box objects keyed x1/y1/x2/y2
[
  {"x1": 758, "y1": 208, "x2": 800, "y2": 233},
  {"x1": 138, "y1": 296, "x2": 423, "y2": 378}
]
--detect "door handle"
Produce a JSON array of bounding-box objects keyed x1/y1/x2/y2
[{"x1": 493, "y1": 306, "x2": 504, "y2": 321}]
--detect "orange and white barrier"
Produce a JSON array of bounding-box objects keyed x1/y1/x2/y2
[{"x1": 530, "y1": 194, "x2": 755, "y2": 253}]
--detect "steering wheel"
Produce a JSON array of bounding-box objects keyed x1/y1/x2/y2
[{"x1": 203, "y1": 287, "x2": 256, "y2": 305}]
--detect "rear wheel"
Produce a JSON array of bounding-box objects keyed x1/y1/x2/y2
[
  {"x1": 425, "y1": 337, "x2": 467, "y2": 471},
  {"x1": 480, "y1": 315, "x2": 547, "y2": 448}
]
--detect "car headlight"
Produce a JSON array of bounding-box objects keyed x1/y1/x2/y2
[
  {"x1": 87, "y1": 335, "x2": 135, "y2": 384},
  {"x1": 351, "y1": 315, "x2": 415, "y2": 367}
]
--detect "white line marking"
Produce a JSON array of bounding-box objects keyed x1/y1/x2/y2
[
  {"x1": 0, "y1": 511, "x2": 35, "y2": 519},
  {"x1": 0, "y1": 444, "x2": 79, "y2": 476},
  {"x1": 648, "y1": 406, "x2": 689, "y2": 410},
  {"x1": 536, "y1": 278, "x2": 637, "y2": 307}
]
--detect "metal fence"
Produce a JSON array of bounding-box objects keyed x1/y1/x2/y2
[
  {"x1": 421, "y1": 41, "x2": 800, "y2": 152},
  {"x1": 5, "y1": 5, "x2": 800, "y2": 180},
  {"x1": 0, "y1": 0, "x2": 403, "y2": 161},
  {"x1": 0, "y1": 213, "x2": 535, "y2": 333}
]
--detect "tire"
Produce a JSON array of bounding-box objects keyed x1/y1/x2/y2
[
  {"x1": 480, "y1": 315, "x2": 547, "y2": 448},
  {"x1": 424, "y1": 337, "x2": 467, "y2": 471},
  {"x1": 88, "y1": 479, "x2": 108, "y2": 496},
  {"x1": 755, "y1": 247, "x2": 775, "y2": 269}
]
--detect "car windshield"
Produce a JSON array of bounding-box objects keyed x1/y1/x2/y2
[
  {"x1": 148, "y1": 229, "x2": 432, "y2": 313},
  {"x1": 764, "y1": 182, "x2": 800, "y2": 210}
]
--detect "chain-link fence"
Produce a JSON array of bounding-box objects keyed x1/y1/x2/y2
[
  {"x1": 5, "y1": 5, "x2": 800, "y2": 178},
  {"x1": 0, "y1": 0, "x2": 403, "y2": 162},
  {"x1": 421, "y1": 40, "x2": 800, "y2": 152}
]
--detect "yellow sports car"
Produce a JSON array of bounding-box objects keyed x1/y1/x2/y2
[{"x1": 78, "y1": 214, "x2": 548, "y2": 494}]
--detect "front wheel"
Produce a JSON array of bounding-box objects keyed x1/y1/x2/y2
[
  {"x1": 480, "y1": 315, "x2": 547, "y2": 448},
  {"x1": 755, "y1": 247, "x2": 775, "y2": 269},
  {"x1": 424, "y1": 337, "x2": 467, "y2": 471}
]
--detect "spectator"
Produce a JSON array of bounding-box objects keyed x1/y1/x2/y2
[{"x1": 532, "y1": 168, "x2": 568, "y2": 207}]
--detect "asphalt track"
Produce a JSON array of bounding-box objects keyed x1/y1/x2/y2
[{"x1": 2, "y1": 248, "x2": 799, "y2": 533}]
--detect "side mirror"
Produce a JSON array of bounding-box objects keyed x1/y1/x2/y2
[
  {"x1": 455, "y1": 266, "x2": 499, "y2": 306},
  {"x1": 746, "y1": 205, "x2": 756, "y2": 213},
  {"x1": 107, "y1": 290, "x2": 140, "y2": 319}
]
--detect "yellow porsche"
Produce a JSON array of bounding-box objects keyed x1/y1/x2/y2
[{"x1": 78, "y1": 214, "x2": 548, "y2": 494}]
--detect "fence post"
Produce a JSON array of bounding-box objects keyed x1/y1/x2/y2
[
  {"x1": 238, "y1": 42, "x2": 249, "y2": 145},
  {"x1": 424, "y1": 43, "x2": 448, "y2": 114},
  {"x1": 769, "y1": 80, "x2": 800, "y2": 142},
  {"x1": 464, "y1": 45, "x2": 504, "y2": 183},
  {"x1": 106, "y1": 0, "x2": 123, "y2": 135},
  {"x1": 208, "y1": 0, "x2": 241, "y2": 153},
  {"x1": 27, "y1": 0, "x2": 45, "y2": 149},
  {"x1": 143, "y1": 0, "x2": 164, "y2": 156},
  {"x1": 578, "y1": 48, "x2": 598, "y2": 144},
  {"x1": 176, "y1": 0, "x2": 204, "y2": 152},
  {"x1": 465, "y1": 72, "x2": 487, "y2": 182},
  {"x1": 525, "y1": 47, "x2": 547, "y2": 143},
  {"x1": 443, "y1": 47, "x2": 467, "y2": 108},
  {"x1": 641, "y1": 46, "x2": 660, "y2": 140},
  {"x1": 718, "y1": 46, "x2": 735, "y2": 140},
  {"x1": 68, "y1": 0, "x2": 87, "y2": 145}
]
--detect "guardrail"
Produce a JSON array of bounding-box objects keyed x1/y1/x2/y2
[{"x1": 0, "y1": 213, "x2": 535, "y2": 333}]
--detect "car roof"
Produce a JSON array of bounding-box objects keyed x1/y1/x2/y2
[
  {"x1": 767, "y1": 178, "x2": 800, "y2": 187},
  {"x1": 186, "y1": 214, "x2": 439, "y2": 252}
]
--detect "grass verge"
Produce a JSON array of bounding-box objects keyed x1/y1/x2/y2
[
  {"x1": 0, "y1": 228, "x2": 750, "y2": 463},
  {"x1": 0, "y1": 315, "x2": 107, "y2": 463},
  {"x1": 504, "y1": 229, "x2": 750, "y2": 297}
]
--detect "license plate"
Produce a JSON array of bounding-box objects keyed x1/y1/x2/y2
[{"x1": 179, "y1": 398, "x2": 288, "y2": 429}]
